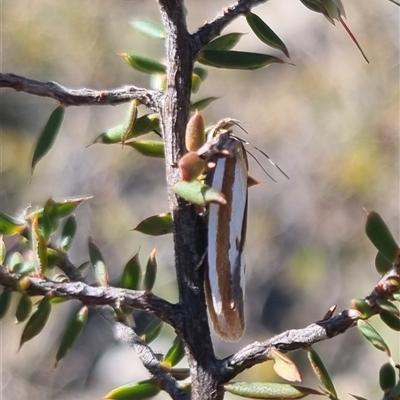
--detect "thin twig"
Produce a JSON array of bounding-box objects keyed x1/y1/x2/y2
[
  {"x1": 100, "y1": 306, "x2": 189, "y2": 400},
  {"x1": 192, "y1": 0, "x2": 268, "y2": 51},
  {"x1": 0, "y1": 72, "x2": 162, "y2": 110},
  {"x1": 0, "y1": 265, "x2": 180, "y2": 328},
  {"x1": 219, "y1": 263, "x2": 400, "y2": 382}
]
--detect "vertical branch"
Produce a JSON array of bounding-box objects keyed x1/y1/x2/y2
[{"x1": 157, "y1": 1, "x2": 222, "y2": 399}]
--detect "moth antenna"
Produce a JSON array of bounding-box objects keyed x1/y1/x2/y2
[
  {"x1": 388, "y1": 0, "x2": 400, "y2": 5},
  {"x1": 230, "y1": 120, "x2": 250, "y2": 136},
  {"x1": 252, "y1": 145, "x2": 290, "y2": 180},
  {"x1": 245, "y1": 150, "x2": 277, "y2": 183}
]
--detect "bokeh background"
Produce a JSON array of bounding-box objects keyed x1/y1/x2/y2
[{"x1": 1, "y1": 1, "x2": 399, "y2": 399}]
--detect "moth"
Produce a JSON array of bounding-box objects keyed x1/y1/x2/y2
[
  {"x1": 180, "y1": 117, "x2": 287, "y2": 342},
  {"x1": 199, "y1": 131, "x2": 249, "y2": 341}
]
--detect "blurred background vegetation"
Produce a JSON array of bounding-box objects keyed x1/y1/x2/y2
[{"x1": 1, "y1": 1, "x2": 399, "y2": 399}]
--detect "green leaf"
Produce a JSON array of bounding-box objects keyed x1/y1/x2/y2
[
  {"x1": 246, "y1": 12, "x2": 290, "y2": 58},
  {"x1": 306, "y1": 347, "x2": 337, "y2": 398},
  {"x1": 349, "y1": 395, "x2": 369, "y2": 400},
  {"x1": 121, "y1": 100, "x2": 139, "y2": 145},
  {"x1": 32, "y1": 218, "x2": 48, "y2": 275},
  {"x1": 31, "y1": 105, "x2": 65, "y2": 173},
  {"x1": 131, "y1": 20, "x2": 165, "y2": 39},
  {"x1": 120, "y1": 251, "x2": 142, "y2": 290},
  {"x1": 203, "y1": 33, "x2": 245, "y2": 51},
  {"x1": 144, "y1": 248, "x2": 157, "y2": 292},
  {"x1": 351, "y1": 298, "x2": 374, "y2": 319},
  {"x1": 224, "y1": 382, "x2": 324, "y2": 398},
  {"x1": 380, "y1": 311, "x2": 400, "y2": 331},
  {"x1": 163, "y1": 336, "x2": 186, "y2": 368},
  {"x1": 0, "y1": 235, "x2": 5, "y2": 264},
  {"x1": 93, "y1": 114, "x2": 161, "y2": 145},
  {"x1": 357, "y1": 320, "x2": 391, "y2": 355},
  {"x1": 376, "y1": 299, "x2": 399, "y2": 315},
  {"x1": 55, "y1": 305, "x2": 88, "y2": 366},
  {"x1": 133, "y1": 213, "x2": 173, "y2": 236},
  {"x1": 365, "y1": 210, "x2": 400, "y2": 265},
  {"x1": 190, "y1": 96, "x2": 220, "y2": 111},
  {"x1": 191, "y1": 73, "x2": 201, "y2": 94},
  {"x1": 197, "y1": 50, "x2": 286, "y2": 70},
  {"x1": 104, "y1": 379, "x2": 160, "y2": 400},
  {"x1": 379, "y1": 362, "x2": 396, "y2": 393},
  {"x1": 269, "y1": 349, "x2": 301, "y2": 382},
  {"x1": 13, "y1": 261, "x2": 36, "y2": 275},
  {"x1": 173, "y1": 180, "x2": 226, "y2": 206},
  {"x1": 125, "y1": 140, "x2": 165, "y2": 158},
  {"x1": 19, "y1": 296, "x2": 51, "y2": 350},
  {"x1": 120, "y1": 53, "x2": 166, "y2": 74},
  {"x1": 0, "y1": 211, "x2": 26, "y2": 236},
  {"x1": 60, "y1": 215, "x2": 77, "y2": 251},
  {"x1": 15, "y1": 293, "x2": 33, "y2": 323},
  {"x1": 42, "y1": 198, "x2": 59, "y2": 240},
  {"x1": 375, "y1": 251, "x2": 393, "y2": 275},
  {"x1": 193, "y1": 65, "x2": 208, "y2": 81},
  {"x1": 141, "y1": 318, "x2": 164, "y2": 344},
  {"x1": 0, "y1": 290, "x2": 12, "y2": 320},
  {"x1": 88, "y1": 237, "x2": 108, "y2": 286}
]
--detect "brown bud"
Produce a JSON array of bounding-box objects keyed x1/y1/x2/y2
[
  {"x1": 178, "y1": 152, "x2": 206, "y2": 181},
  {"x1": 185, "y1": 110, "x2": 205, "y2": 152}
]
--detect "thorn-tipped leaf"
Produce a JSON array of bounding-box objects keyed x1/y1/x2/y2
[
  {"x1": 31, "y1": 105, "x2": 65, "y2": 173},
  {"x1": 133, "y1": 213, "x2": 173, "y2": 236}
]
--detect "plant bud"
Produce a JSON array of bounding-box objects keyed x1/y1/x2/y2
[
  {"x1": 178, "y1": 152, "x2": 206, "y2": 181},
  {"x1": 185, "y1": 110, "x2": 205, "y2": 152}
]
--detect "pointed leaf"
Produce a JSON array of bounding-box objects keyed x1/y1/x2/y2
[
  {"x1": 163, "y1": 336, "x2": 186, "y2": 368},
  {"x1": 197, "y1": 50, "x2": 286, "y2": 70},
  {"x1": 365, "y1": 210, "x2": 400, "y2": 264},
  {"x1": 246, "y1": 12, "x2": 290, "y2": 58},
  {"x1": 144, "y1": 248, "x2": 157, "y2": 292},
  {"x1": 15, "y1": 293, "x2": 33, "y2": 323},
  {"x1": 269, "y1": 349, "x2": 301, "y2": 382},
  {"x1": 376, "y1": 299, "x2": 399, "y2": 315},
  {"x1": 0, "y1": 290, "x2": 12, "y2": 320},
  {"x1": 375, "y1": 251, "x2": 393, "y2": 275},
  {"x1": 105, "y1": 379, "x2": 160, "y2": 400},
  {"x1": 32, "y1": 218, "x2": 48, "y2": 275},
  {"x1": 125, "y1": 140, "x2": 165, "y2": 158},
  {"x1": 93, "y1": 114, "x2": 161, "y2": 145},
  {"x1": 88, "y1": 237, "x2": 109, "y2": 286},
  {"x1": 351, "y1": 298, "x2": 374, "y2": 319},
  {"x1": 0, "y1": 211, "x2": 26, "y2": 236},
  {"x1": 349, "y1": 395, "x2": 369, "y2": 400},
  {"x1": 173, "y1": 180, "x2": 226, "y2": 206},
  {"x1": 120, "y1": 53, "x2": 166, "y2": 74},
  {"x1": 357, "y1": 320, "x2": 391, "y2": 355},
  {"x1": 121, "y1": 100, "x2": 139, "y2": 145},
  {"x1": 120, "y1": 251, "x2": 142, "y2": 290},
  {"x1": 31, "y1": 105, "x2": 65, "y2": 173},
  {"x1": 306, "y1": 347, "x2": 337, "y2": 398},
  {"x1": 19, "y1": 295, "x2": 51, "y2": 349},
  {"x1": 55, "y1": 305, "x2": 88, "y2": 366},
  {"x1": 60, "y1": 215, "x2": 77, "y2": 251},
  {"x1": 203, "y1": 33, "x2": 245, "y2": 51},
  {"x1": 141, "y1": 318, "x2": 164, "y2": 344},
  {"x1": 133, "y1": 213, "x2": 173, "y2": 236},
  {"x1": 190, "y1": 96, "x2": 220, "y2": 111},
  {"x1": 131, "y1": 20, "x2": 165, "y2": 39},
  {"x1": 191, "y1": 73, "x2": 201, "y2": 94},
  {"x1": 380, "y1": 311, "x2": 400, "y2": 331},
  {"x1": 0, "y1": 235, "x2": 5, "y2": 264},
  {"x1": 193, "y1": 66, "x2": 208, "y2": 81},
  {"x1": 224, "y1": 382, "x2": 324, "y2": 398},
  {"x1": 42, "y1": 198, "x2": 59, "y2": 240},
  {"x1": 379, "y1": 362, "x2": 396, "y2": 393}
]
